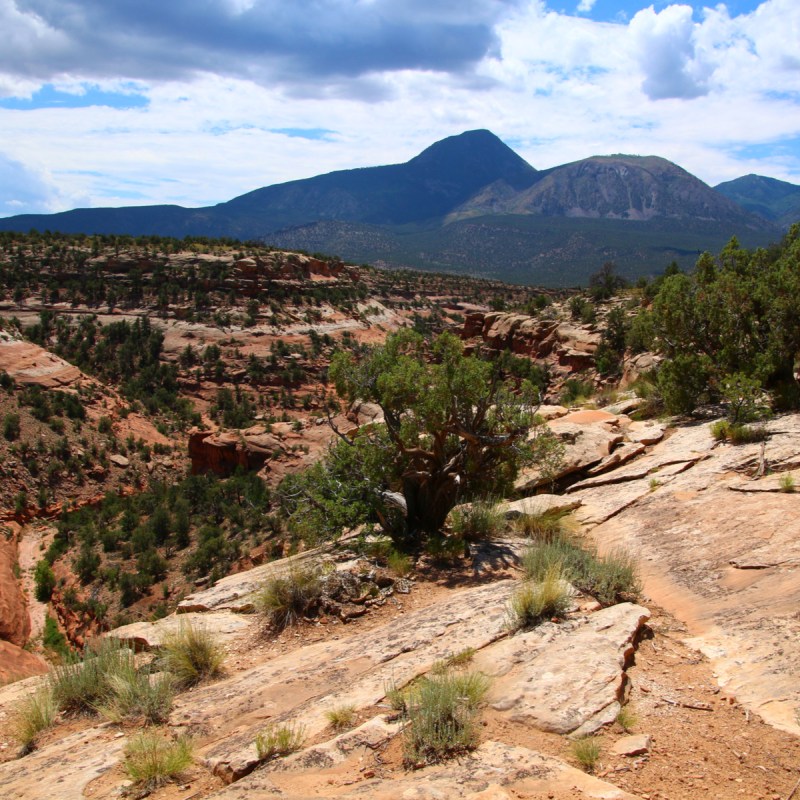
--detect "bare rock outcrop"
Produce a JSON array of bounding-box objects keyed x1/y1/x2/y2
[{"x1": 189, "y1": 427, "x2": 285, "y2": 476}]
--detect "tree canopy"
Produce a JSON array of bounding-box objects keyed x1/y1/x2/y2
[{"x1": 283, "y1": 330, "x2": 560, "y2": 546}]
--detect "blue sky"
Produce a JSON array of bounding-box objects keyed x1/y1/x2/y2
[{"x1": 1, "y1": 0, "x2": 798, "y2": 217}]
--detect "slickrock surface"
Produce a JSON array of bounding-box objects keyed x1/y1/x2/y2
[{"x1": 570, "y1": 415, "x2": 800, "y2": 734}]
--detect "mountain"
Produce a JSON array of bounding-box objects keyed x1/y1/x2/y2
[
  {"x1": 0, "y1": 130, "x2": 782, "y2": 285},
  {"x1": 715, "y1": 174, "x2": 800, "y2": 230}
]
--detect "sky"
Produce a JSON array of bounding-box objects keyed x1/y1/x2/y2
[{"x1": 1, "y1": 0, "x2": 799, "y2": 218}]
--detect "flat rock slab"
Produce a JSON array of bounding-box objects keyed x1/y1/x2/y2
[
  {"x1": 582, "y1": 415, "x2": 800, "y2": 734},
  {"x1": 207, "y1": 740, "x2": 642, "y2": 799},
  {"x1": 613, "y1": 734, "x2": 651, "y2": 756},
  {"x1": 106, "y1": 611, "x2": 254, "y2": 651},
  {"x1": 626, "y1": 421, "x2": 666, "y2": 445},
  {"x1": 0, "y1": 726, "x2": 123, "y2": 800},
  {"x1": 587, "y1": 442, "x2": 646, "y2": 475},
  {"x1": 499, "y1": 494, "x2": 582, "y2": 518},
  {"x1": 485, "y1": 603, "x2": 650, "y2": 736},
  {"x1": 178, "y1": 547, "x2": 335, "y2": 613},
  {"x1": 186, "y1": 580, "x2": 513, "y2": 781}
]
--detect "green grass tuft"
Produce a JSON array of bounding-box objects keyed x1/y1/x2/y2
[
  {"x1": 123, "y1": 731, "x2": 193, "y2": 790},
  {"x1": 506, "y1": 565, "x2": 571, "y2": 631},
  {"x1": 255, "y1": 722, "x2": 305, "y2": 761},
  {"x1": 571, "y1": 736, "x2": 601, "y2": 773},
  {"x1": 325, "y1": 704, "x2": 357, "y2": 732}
]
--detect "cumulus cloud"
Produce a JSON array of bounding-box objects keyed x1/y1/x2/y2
[
  {"x1": 0, "y1": 0, "x2": 522, "y2": 94},
  {"x1": 629, "y1": 4, "x2": 713, "y2": 100}
]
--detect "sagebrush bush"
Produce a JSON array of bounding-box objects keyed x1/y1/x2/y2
[
  {"x1": 257, "y1": 564, "x2": 323, "y2": 630},
  {"x1": 123, "y1": 731, "x2": 193, "y2": 790},
  {"x1": 255, "y1": 722, "x2": 305, "y2": 760},
  {"x1": 12, "y1": 687, "x2": 56, "y2": 752},
  {"x1": 160, "y1": 623, "x2": 225, "y2": 688},
  {"x1": 506, "y1": 565, "x2": 571, "y2": 631},
  {"x1": 403, "y1": 669, "x2": 490, "y2": 766}
]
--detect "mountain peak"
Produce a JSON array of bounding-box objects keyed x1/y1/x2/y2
[{"x1": 408, "y1": 130, "x2": 537, "y2": 191}]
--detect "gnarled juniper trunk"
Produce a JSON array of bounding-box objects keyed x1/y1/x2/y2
[{"x1": 402, "y1": 472, "x2": 459, "y2": 539}]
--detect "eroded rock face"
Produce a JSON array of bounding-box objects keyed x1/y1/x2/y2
[
  {"x1": 0, "y1": 331, "x2": 82, "y2": 390},
  {"x1": 0, "y1": 522, "x2": 30, "y2": 647},
  {"x1": 0, "y1": 640, "x2": 47, "y2": 684},
  {"x1": 189, "y1": 428, "x2": 284, "y2": 476}
]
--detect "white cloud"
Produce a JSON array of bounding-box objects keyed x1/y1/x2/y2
[
  {"x1": 576, "y1": 0, "x2": 597, "y2": 13},
  {"x1": 1, "y1": 0, "x2": 799, "y2": 218}
]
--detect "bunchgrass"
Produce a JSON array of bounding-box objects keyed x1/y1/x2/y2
[
  {"x1": 49, "y1": 638, "x2": 135, "y2": 715},
  {"x1": 512, "y1": 510, "x2": 568, "y2": 542},
  {"x1": 616, "y1": 704, "x2": 637, "y2": 733},
  {"x1": 123, "y1": 731, "x2": 193, "y2": 790},
  {"x1": 160, "y1": 623, "x2": 225, "y2": 688},
  {"x1": 571, "y1": 736, "x2": 601, "y2": 773},
  {"x1": 448, "y1": 500, "x2": 503, "y2": 542},
  {"x1": 710, "y1": 420, "x2": 768, "y2": 445},
  {"x1": 96, "y1": 662, "x2": 174, "y2": 725},
  {"x1": 521, "y1": 533, "x2": 641, "y2": 607},
  {"x1": 255, "y1": 722, "x2": 305, "y2": 761},
  {"x1": 779, "y1": 473, "x2": 796, "y2": 493},
  {"x1": 506, "y1": 565, "x2": 571, "y2": 631},
  {"x1": 387, "y1": 549, "x2": 413, "y2": 577},
  {"x1": 325, "y1": 704, "x2": 357, "y2": 732},
  {"x1": 12, "y1": 686, "x2": 57, "y2": 752},
  {"x1": 257, "y1": 564, "x2": 323, "y2": 630},
  {"x1": 402, "y1": 669, "x2": 490, "y2": 767}
]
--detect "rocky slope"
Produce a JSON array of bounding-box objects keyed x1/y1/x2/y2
[{"x1": 0, "y1": 408, "x2": 799, "y2": 799}]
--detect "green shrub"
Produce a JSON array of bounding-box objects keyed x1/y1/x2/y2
[
  {"x1": 571, "y1": 736, "x2": 601, "y2": 773},
  {"x1": 34, "y1": 560, "x2": 56, "y2": 602},
  {"x1": 560, "y1": 378, "x2": 594, "y2": 406},
  {"x1": 42, "y1": 615, "x2": 69, "y2": 657},
  {"x1": 159, "y1": 623, "x2": 225, "y2": 688},
  {"x1": 711, "y1": 419, "x2": 768, "y2": 444},
  {"x1": 123, "y1": 732, "x2": 193, "y2": 790},
  {"x1": 255, "y1": 723, "x2": 305, "y2": 761},
  {"x1": 506, "y1": 565, "x2": 571, "y2": 631},
  {"x1": 325, "y1": 704, "x2": 357, "y2": 732},
  {"x1": 12, "y1": 687, "x2": 57, "y2": 752},
  {"x1": 779, "y1": 473, "x2": 796, "y2": 493},
  {"x1": 402, "y1": 669, "x2": 490, "y2": 766},
  {"x1": 448, "y1": 500, "x2": 503, "y2": 542},
  {"x1": 257, "y1": 564, "x2": 323, "y2": 630},
  {"x1": 3, "y1": 412, "x2": 20, "y2": 441}
]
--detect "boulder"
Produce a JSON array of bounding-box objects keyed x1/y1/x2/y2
[{"x1": 613, "y1": 734, "x2": 652, "y2": 756}]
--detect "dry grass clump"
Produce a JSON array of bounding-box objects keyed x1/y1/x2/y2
[
  {"x1": 123, "y1": 731, "x2": 193, "y2": 791},
  {"x1": 325, "y1": 704, "x2": 357, "y2": 732},
  {"x1": 12, "y1": 687, "x2": 57, "y2": 752},
  {"x1": 96, "y1": 662, "x2": 174, "y2": 725},
  {"x1": 710, "y1": 419, "x2": 768, "y2": 444},
  {"x1": 159, "y1": 623, "x2": 225, "y2": 688},
  {"x1": 448, "y1": 500, "x2": 504, "y2": 541},
  {"x1": 521, "y1": 532, "x2": 641, "y2": 607},
  {"x1": 255, "y1": 722, "x2": 305, "y2": 761},
  {"x1": 506, "y1": 564, "x2": 571, "y2": 632},
  {"x1": 402, "y1": 669, "x2": 490, "y2": 767},
  {"x1": 49, "y1": 638, "x2": 135, "y2": 715},
  {"x1": 257, "y1": 563, "x2": 323, "y2": 630}
]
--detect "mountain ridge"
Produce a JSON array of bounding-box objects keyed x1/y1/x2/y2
[{"x1": 0, "y1": 130, "x2": 792, "y2": 284}]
